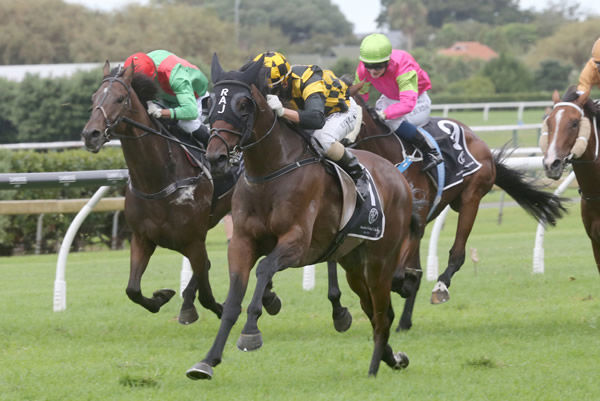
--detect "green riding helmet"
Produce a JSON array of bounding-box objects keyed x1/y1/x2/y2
[{"x1": 359, "y1": 33, "x2": 392, "y2": 64}]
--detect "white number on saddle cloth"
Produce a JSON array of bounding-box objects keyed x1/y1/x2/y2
[{"x1": 437, "y1": 120, "x2": 466, "y2": 164}]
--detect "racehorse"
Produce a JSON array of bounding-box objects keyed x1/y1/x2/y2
[
  {"x1": 186, "y1": 54, "x2": 418, "y2": 379},
  {"x1": 541, "y1": 86, "x2": 600, "y2": 273},
  {"x1": 81, "y1": 61, "x2": 231, "y2": 324},
  {"x1": 328, "y1": 90, "x2": 567, "y2": 332}
]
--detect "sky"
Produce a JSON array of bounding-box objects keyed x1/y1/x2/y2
[{"x1": 65, "y1": 0, "x2": 600, "y2": 35}]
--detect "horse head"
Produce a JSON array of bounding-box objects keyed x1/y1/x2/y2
[
  {"x1": 542, "y1": 86, "x2": 593, "y2": 180},
  {"x1": 206, "y1": 53, "x2": 273, "y2": 176},
  {"x1": 81, "y1": 61, "x2": 137, "y2": 153}
]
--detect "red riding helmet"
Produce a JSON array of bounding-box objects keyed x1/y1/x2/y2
[{"x1": 123, "y1": 52, "x2": 157, "y2": 78}]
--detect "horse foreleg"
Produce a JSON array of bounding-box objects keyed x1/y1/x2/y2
[
  {"x1": 432, "y1": 199, "x2": 480, "y2": 304},
  {"x1": 327, "y1": 260, "x2": 352, "y2": 332},
  {"x1": 237, "y1": 244, "x2": 300, "y2": 352},
  {"x1": 187, "y1": 238, "x2": 256, "y2": 380},
  {"x1": 126, "y1": 234, "x2": 175, "y2": 313}
]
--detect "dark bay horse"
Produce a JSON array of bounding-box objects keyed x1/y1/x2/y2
[
  {"x1": 329, "y1": 91, "x2": 567, "y2": 331},
  {"x1": 186, "y1": 54, "x2": 418, "y2": 379},
  {"x1": 542, "y1": 86, "x2": 600, "y2": 273},
  {"x1": 81, "y1": 61, "x2": 231, "y2": 324}
]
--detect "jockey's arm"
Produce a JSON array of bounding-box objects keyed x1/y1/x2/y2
[
  {"x1": 577, "y1": 58, "x2": 600, "y2": 94},
  {"x1": 296, "y1": 94, "x2": 326, "y2": 129},
  {"x1": 169, "y1": 77, "x2": 199, "y2": 120}
]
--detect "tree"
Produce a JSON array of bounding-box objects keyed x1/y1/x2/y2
[
  {"x1": 420, "y1": 0, "x2": 531, "y2": 28},
  {"x1": 534, "y1": 60, "x2": 572, "y2": 92},
  {"x1": 377, "y1": 0, "x2": 428, "y2": 50},
  {"x1": 153, "y1": 0, "x2": 354, "y2": 46},
  {"x1": 525, "y1": 18, "x2": 600, "y2": 70},
  {"x1": 0, "y1": 79, "x2": 18, "y2": 143},
  {"x1": 482, "y1": 53, "x2": 533, "y2": 93}
]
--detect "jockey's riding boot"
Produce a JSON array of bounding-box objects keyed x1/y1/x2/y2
[
  {"x1": 338, "y1": 149, "x2": 370, "y2": 201},
  {"x1": 191, "y1": 125, "x2": 210, "y2": 148},
  {"x1": 410, "y1": 128, "x2": 443, "y2": 172}
]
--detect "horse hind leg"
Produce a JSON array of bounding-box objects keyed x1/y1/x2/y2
[
  {"x1": 327, "y1": 261, "x2": 352, "y2": 332},
  {"x1": 191, "y1": 252, "x2": 224, "y2": 320},
  {"x1": 178, "y1": 273, "x2": 200, "y2": 325},
  {"x1": 431, "y1": 199, "x2": 480, "y2": 304},
  {"x1": 126, "y1": 235, "x2": 175, "y2": 313}
]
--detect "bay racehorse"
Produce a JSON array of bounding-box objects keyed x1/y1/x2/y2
[
  {"x1": 328, "y1": 90, "x2": 567, "y2": 332},
  {"x1": 186, "y1": 54, "x2": 418, "y2": 379},
  {"x1": 542, "y1": 86, "x2": 600, "y2": 273},
  {"x1": 81, "y1": 61, "x2": 232, "y2": 324}
]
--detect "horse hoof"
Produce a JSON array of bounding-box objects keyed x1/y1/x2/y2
[
  {"x1": 430, "y1": 282, "x2": 449, "y2": 304},
  {"x1": 186, "y1": 362, "x2": 213, "y2": 380},
  {"x1": 152, "y1": 288, "x2": 176, "y2": 305},
  {"x1": 237, "y1": 332, "x2": 263, "y2": 351},
  {"x1": 178, "y1": 307, "x2": 199, "y2": 325},
  {"x1": 333, "y1": 307, "x2": 352, "y2": 332},
  {"x1": 395, "y1": 320, "x2": 412, "y2": 332},
  {"x1": 431, "y1": 290, "x2": 449, "y2": 304},
  {"x1": 393, "y1": 352, "x2": 409, "y2": 370},
  {"x1": 263, "y1": 295, "x2": 282, "y2": 315},
  {"x1": 213, "y1": 303, "x2": 224, "y2": 319}
]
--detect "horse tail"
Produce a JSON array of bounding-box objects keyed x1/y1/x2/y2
[{"x1": 493, "y1": 148, "x2": 568, "y2": 226}]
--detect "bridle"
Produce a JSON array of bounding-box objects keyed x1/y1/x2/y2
[
  {"x1": 207, "y1": 79, "x2": 278, "y2": 165},
  {"x1": 94, "y1": 71, "x2": 133, "y2": 140}
]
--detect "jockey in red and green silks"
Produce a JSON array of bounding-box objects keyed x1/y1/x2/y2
[
  {"x1": 124, "y1": 49, "x2": 210, "y2": 144},
  {"x1": 353, "y1": 34, "x2": 441, "y2": 172}
]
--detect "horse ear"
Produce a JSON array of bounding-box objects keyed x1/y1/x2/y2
[
  {"x1": 349, "y1": 82, "x2": 363, "y2": 97},
  {"x1": 552, "y1": 90, "x2": 560, "y2": 104},
  {"x1": 242, "y1": 55, "x2": 265, "y2": 86},
  {"x1": 211, "y1": 53, "x2": 224, "y2": 83},
  {"x1": 122, "y1": 62, "x2": 134, "y2": 83},
  {"x1": 251, "y1": 84, "x2": 268, "y2": 109},
  {"x1": 103, "y1": 60, "x2": 110, "y2": 77},
  {"x1": 576, "y1": 87, "x2": 590, "y2": 106}
]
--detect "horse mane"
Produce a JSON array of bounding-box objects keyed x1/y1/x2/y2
[
  {"x1": 562, "y1": 85, "x2": 596, "y2": 115},
  {"x1": 108, "y1": 66, "x2": 158, "y2": 108}
]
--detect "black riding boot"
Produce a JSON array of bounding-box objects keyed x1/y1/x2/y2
[
  {"x1": 338, "y1": 149, "x2": 370, "y2": 200},
  {"x1": 409, "y1": 128, "x2": 443, "y2": 172},
  {"x1": 191, "y1": 125, "x2": 210, "y2": 148}
]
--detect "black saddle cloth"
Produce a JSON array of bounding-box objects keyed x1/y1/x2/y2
[{"x1": 419, "y1": 117, "x2": 482, "y2": 190}]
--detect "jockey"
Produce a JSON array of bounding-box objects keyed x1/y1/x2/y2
[
  {"x1": 254, "y1": 51, "x2": 369, "y2": 199},
  {"x1": 124, "y1": 50, "x2": 210, "y2": 146},
  {"x1": 354, "y1": 33, "x2": 442, "y2": 171},
  {"x1": 577, "y1": 37, "x2": 600, "y2": 114}
]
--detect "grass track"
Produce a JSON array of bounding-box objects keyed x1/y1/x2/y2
[{"x1": 1, "y1": 199, "x2": 599, "y2": 401}]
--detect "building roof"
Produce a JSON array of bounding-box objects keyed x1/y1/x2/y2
[
  {"x1": 0, "y1": 62, "x2": 121, "y2": 82},
  {"x1": 438, "y1": 41, "x2": 498, "y2": 61}
]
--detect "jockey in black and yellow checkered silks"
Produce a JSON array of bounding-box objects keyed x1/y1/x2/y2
[{"x1": 254, "y1": 51, "x2": 369, "y2": 200}]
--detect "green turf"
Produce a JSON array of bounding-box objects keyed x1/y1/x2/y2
[{"x1": 0, "y1": 200, "x2": 598, "y2": 401}]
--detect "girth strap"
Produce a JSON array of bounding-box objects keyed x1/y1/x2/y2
[
  {"x1": 128, "y1": 176, "x2": 201, "y2": 200},
  {"x1": 245, "y1": 157, "x2": 320, "y2": 184}
]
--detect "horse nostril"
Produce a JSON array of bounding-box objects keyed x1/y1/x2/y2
[{"x1": 550, "y1": 159, "x2": 562, "y2": 170}]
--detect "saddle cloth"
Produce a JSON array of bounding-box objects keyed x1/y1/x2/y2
[
  {"x1": 420, "y1": 117, "x2": 482, "y2": 190},
  {"x1": 330, "y1": 161, "x2": 385, "y2": 241}
]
